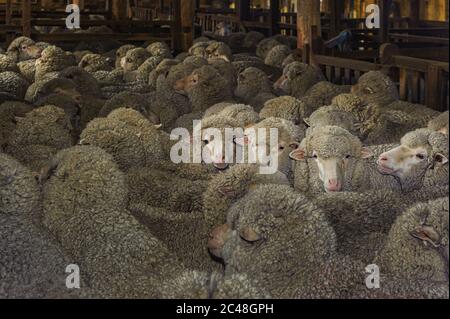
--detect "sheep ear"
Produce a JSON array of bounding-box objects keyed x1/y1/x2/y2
[
  {"x1": 434, "y1": 153, "x2": 448, "y2": 165},
  {"x1": 410, "y1": 225, "x2": 440, "y2": 247},
  {"x1": 360, "y1": 147, "x2": 374, "y2": 159},
  {"x1": 289, "y1": 148, "x2": 305, "y2": 161},
  {"x1": 239, "y1": 226, "x2": 261, "y2": 242},
  {"x1": 217, "y1": 185, "x2": 237, "y2": 198},
  {"x1": 303, "y1": 117, "x2": 311, "y2": 127},
  {"x1": 14, "y1": 116, "x2": 25, "y2": 124}
]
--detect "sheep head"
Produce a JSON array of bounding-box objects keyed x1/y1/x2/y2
[
  {"x1": 351, "y1": 71, "x2": 399, "y2": 106},
  {"x1": 377, "y1": 129, "x2": 448, "y2": 191},
  {"x1": 290, "y1": 126, "x2": 374, "y2": 193},
  {"x1": 274, "y1": 62, "x2": 323, "y2": 97}
]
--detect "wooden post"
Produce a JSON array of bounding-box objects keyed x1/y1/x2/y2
[
  {"x1": 237, "y1": 0, "x2": 251, "y2": 26},
  {"x1": 379, "y1": 0, "x2": 392, "y2": 44},
  {"x1": 111, "y1": 0, "x2": 128, "y2": 20},
  {"x1": 174, "y1": 0, "x2": 195, "y2": 52},
  {"x1": 329, "y1": 0, "x2": 342, "y2": 37},
  {"x1": 269, "y1": 0, "x2": 280, "y2": 36},
  {"x1": 72, "y1": 0, "x2": 85, "y2": 10},
  {"x1": 5, "y1": 0, "x2": 12, "y2": 25},
  {"x1": 297, "y1": 0, "x2": 321, "y2": 54},
  {"x1": 22, "y1": 0, "x2": 32, "y2": 38},
  {"x1": 409, "y1": 0, "x2": 420, "y2": 28}
]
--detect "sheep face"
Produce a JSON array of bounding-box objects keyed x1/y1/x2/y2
[
  {"x1": 290, "y1": 126, "x2": 374, "y2": 193},
  {"x1": 377, "y1": 129, "x2": 448, "y2": 191},
  {"x1": 8, "y1": 37, "x2": 42, "y2": 61},
  {"x1": 351, "y1": 71, "x2": 399, "y2": 106},
  {"x1": 274, "y1": 62, "x2": 323, "y2": 98},
  {"x1": 205, "y1": 42, "x2": 232, "y2": 62},
  {"x1": 234, "y1": 67, "x2": 271, "y2": 101}
]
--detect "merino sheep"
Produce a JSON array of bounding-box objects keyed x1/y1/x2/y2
[
  {"x1": 6, "y1": 36, "x2": 42, "y2": 62},
  {"x1": 174, "y1": 65, "x2": 234, "y2": 112},
  {"x1": 264, "y1": 44, "x2": 291, "y2": 68},
  {"x1": 290, "y1": 125, "x2": 397, "y2": 194},
  {"x1": 260, "y1": 95, "x2": 310, "y2": 125},
  {"x1": 0, "y1": 101, "x2": 33, "y2": 150},
  {"x1": 159, "y1": 271, "x2": 271, "y2": 299},
  {"x1": 0, "y1": 71, "x2": 28, "y2": 100},
  {"x1": 0, "y1": 54, "x2": 19, "y2": 72},
  {"x1": 35, "y1": 46, "x2": 76, "y2": 81},
  {"x1": 377, "y1": 128, "x2": 449, "y2": 192},
  {"x1": 428, "y1": 111, "x2": 449, "y2": 135},
  {"x1": 78, "y1": 53, "x2": 113, "y2": 73},
  {"x1": 256, "y1": 38, "x2": 281, "y2": 60},
  {"x1": 79, "y1": 108, "x2": 166, "y2": 171},
  {"x1": 6, "y1": 105, "x2": 74, "y2": 172},
  {"x1": 374, "y1": 197, "x2": 449, "y2": 299},
  {"x1": 121, "y1": 48, "x2": 151, "y2": 72},
  {"x1": 274, "y1": 62, "x2": 325, "y2": 98},
  {"x1": 115, "y1": 44, "x2": 137, "y2": 68},
  {"x1": 234, "y1": 67, "x2": 276, "y2": 111},
  {"x1": 209, "y1": 184, "x2": 345, "y2": 298},
  {"x1": 145, "y1": 41, "x2": 172, "y2": 59},
  {"x1": 242, "y1": 31, "x2": 265, "y2": 50},
  {"x1": 41, "y1": 146, "x2": 185, "y2": 298}
]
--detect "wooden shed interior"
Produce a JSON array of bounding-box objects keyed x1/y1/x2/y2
[{"x1": 0, "y1": 0, "x2": 448, "y2": 110}]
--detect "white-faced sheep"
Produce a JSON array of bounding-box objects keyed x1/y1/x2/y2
[
  {"x1": 35, "y1": 46, "x2": 76, "y2": 81},
  {"x1": 78, "y1": 53, "x2": 113, "y2": 73},
  {"x1": 120, "y1": 47, "x2": 151, "y2": 72},
  {"x1": 6, "y1": 36, "x2": 42, "y2": 62}
]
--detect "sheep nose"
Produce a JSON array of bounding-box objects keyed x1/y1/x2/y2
[
  {"x1": 378, "y1": 155, "x2": 388, "y2": 162},
  {"x1": 326, "y1": 179, "x2": 342, "y2": 192}
]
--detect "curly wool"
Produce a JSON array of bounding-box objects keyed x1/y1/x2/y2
[
  {"x1": 234, "y1": 67, "x2": 274, "y2": 104},
  {"x1": 145, "y1": 41, "x2": 172, "y2": 59},
  {"x1": 6, "y1": 105, "x2": 74, "y2": 172},
  {"x1": 264, "y1": 44, "x2": 291, "y2": 68},
  {"x1": 220, "y1": 185, "x2": 337, "y2": 298},
  {"x1": 260, "y1": 96, "x2": 310, "y2": 125},
  {"x1": 115, "y1": 44, "x2": 137, "y2": 68},
  {"x1": 17, "y1": 59, "x2": 36, "y2": 82},
  {"x1": 256, "y1": 38, "x2": 281, "y2": 59},
  {"x1": 121, "y1": 48, "x2": 151, "y2": 72},
  {"x1": 0, "y1": 54, "x2": 19, "y2": 72},
  {"x1": 35, "y1": 46, "x2": 76, "y2": 81},
  {"x1": 41, "y1": 146, "x2": 184, "y2": 298},
  {"x1": 0, "y1": 71, "x2": 29, "y2": 99},
  {"x1": 57, "y1": 66, "x2": 103, "y2": 98},
  {"x1": 278, "y1": 62, "x2": 325, "y2": 98},
  {"x1": 80, "y1": 108, "x2": 166, "y2": 171},
  {"x1": 375, "y1": 197, "x2": 449, "y2": 297},
  {"x1": 78, "y1": 53, "x2": 113, "y2": 73},
  {"x1": 428, "y1": 111, "x2": 449, "y2": 134}
]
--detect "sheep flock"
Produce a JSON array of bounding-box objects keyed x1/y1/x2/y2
[{"x1": 0, "y1": 29, "x2": 449, "y2": 299}]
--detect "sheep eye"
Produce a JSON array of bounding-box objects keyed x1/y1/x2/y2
[
  {"x1": 364, "y1": 87, "x2": 374, "y2": 94},
  {"x1": 202, "y1": 140, "x2": 209, "y2": 145},
  {"x1": 279, "y1": 146, "x2": 285, "y2": 150},
  {"x1": 126, "y1": 58, "x2": 132, "y2": 63},
  {"x1": 416, "y1": 154, "x2": 426, "y2": 160},
  {"x1": 312, "y1": 153, "x2": 318, "y2": 159},
  {"x1": 345, "y1": 155, "x2": 351, "y2": 159}
]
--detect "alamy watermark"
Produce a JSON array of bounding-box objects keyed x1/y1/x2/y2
[
  {"x1": 65, "y1": 264, "x2": 80, "y2": 289},
  {"x1": 365, "y1": 264, "x2": 380, "y2": 289},
  {"x1": 65, "y1": 4, "x2": 80, "y2": 30},
  {"x1": 365, "y1": 4, "x2": 380, "y2": 29}
]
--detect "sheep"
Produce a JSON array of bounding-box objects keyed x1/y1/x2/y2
[
  {"x1": 72, "y1": 50, "x2": 92, "y2": 64},
  {"x1": 428, "y1": 111, "x2": 449, "y2": 135},
  {"x1": 114, "y1": 44, "x2": 137, "y2": 68},
  {"x1": 328, "y1": 93, "x2": 427, "y2": 144},
  {"x1": 374, "y1": 197, "x2": 449, "y2": 299},
  {"x1": 205, "y1": 41, "x2": 233, "y2": 62},
  {"x1": 377, "y1": 128, "x2": 448, "y2": 192},
  {"x1": 98, "y1": 91, "x2": 158, "y2": 122},
  {"x1": 121, "y1": 48, "x2": 151, "y2": 72},
  {"x1": 57, "y1": 66, "x2": 103, "y2": 98},
  {"x1": 274, "y1": 62, "x2": 325, "y2": 98},
  {"x1": 135, "y1": 55, "x2": 165, "y2": 82},
  {"x1": 6, "y1": 105, "x2": 74, "y2": 173},
  {"x1": 304, "y1": 104, "x2": 360, "y2": 137},
  {"x1": 0, "y1": 54, "x2": 18, "y2": 72},
  {"x1": 227, "y1": 32, "x2": 247, "y2": 52},
  {"x1": 209, "y1": 104, "x2": 260, "y2": 128},
  {"x1": 174, "y1": 65, "x2": 234, "y2": 112},
  {"x1": 0, "y1": 101, "x2": 33, "y2": 150},
  {"x1": 264, "y1": 44, "x2": 291, "y2": 68},
  {"x1": 281, "y1": 49, "x2": 303, "y2": 68},
  {"x1": 303, "y1": 81, "x2": 351, "y2": 109},
  {"x1": 260, "y1": 95, "x2": 311, "y2": 125},
  {"x1": 234, "y1": 67, "x2": 276, "y2": 111},
  {"x1": 209, "y1": 184, "x2": 344, "y2": 298},
  {"x1": 148, "y1": 58, "x2": 180, "y2": 90},
  {"x1": 290, "y1": 125, "x2": 398, "y2": 195},
  {"x1": 255, "y1": 38, "x2": 281, "y2": 60},
  {"x1": 17, "y1": 59, "x2": 36, "y2": 82},
  {"x1": 242, "y1": 31, "x2": 265, "y2": 50},
  {"x1": 145, "y1": 41, "x2": 172, "y2": 59},
  {"x1": 0, "y1": 212, "x2": 86, "y2": 298},
  {"x1": 79, "y1": 108, "x2": 166, "y2": 171},
  {"x1": 6, "y1": 36, "x2": 42, "y2": 62},
  {"x1": 78, "y1": 53, "x2": 113, "y2": 73},
  {"x1": 272, "y1": 34, "x2": 297, "y2": 49},
  {"x1": 0, "y1": 71, "x2": 29, "y2": 100},
  {"x1": 188, "y1": 40, "x2": 210, "y2": 58},
  {"x1": 41, "y1": 146, "x2": 185, "y2": 298},
  {"x1": 159, "y1": 271, "x2": 271, "y2": 299},
  {"x1": 208, "y1": 58, "x2": 237, "y2": 90},
  {"x1": 35, "y1": 46, "x2": 76, "y2": 81},
  {"x1": 352, "y1": 70, "x2": 440, "y2": 123}
]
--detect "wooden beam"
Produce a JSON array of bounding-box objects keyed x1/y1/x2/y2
[
  {"x1": 5, "y1": 0, "x2": 12, "y2": 25},
  {"x1": 237, "y1": 0, "x2": 251, "y2": 22},
  {"x1": 111, "y1": 0, "x2": 128, "y2": 20},
  {"x1": 22, "y1": 0, "x2": 32, "y2": 37},
  {"x1": 269, "y1": 0, "x2": 280, "y2": 36},
  {"x1": 379, "y1": 0, "x2": 392, "y2": 44},
  {"x1": 409, "y1": 0, "x2": 420, "y2": 28},
  {"x1": 296, "y1": 0, "x2": 321, "y2": 49},
  {"x1": 173, "y1": 0, "x2": 195, "y2": 52}
]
